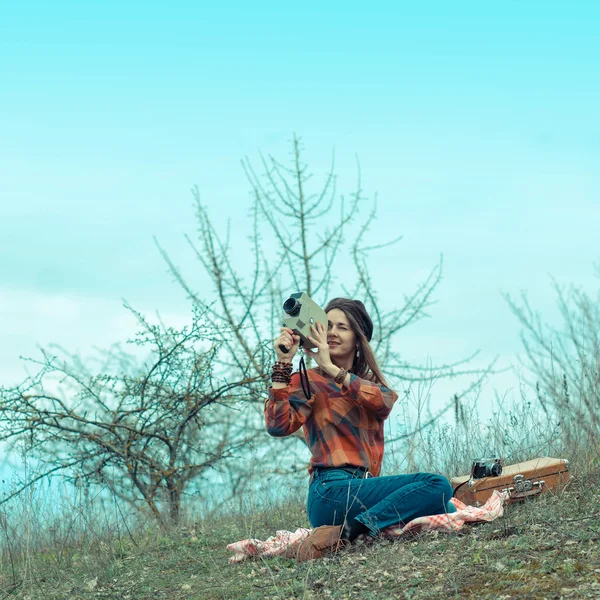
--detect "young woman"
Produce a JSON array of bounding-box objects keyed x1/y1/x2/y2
[{"x1": 265, "y1": 297, "x2": 455, "y2": 559}]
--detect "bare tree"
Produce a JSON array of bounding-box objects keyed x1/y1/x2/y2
[
  {"x1": 0, "y1": 136, "x2": 492, "y2": 517},
  {"x1": 158, "y1": 135, "x2": 491, "y2": 455},
  {"x1": 0, "y1": 306, "x2": 263, "y2": 524},
  {"x1": 505, "y1": 262, "x2": 600, "y2": 446}
]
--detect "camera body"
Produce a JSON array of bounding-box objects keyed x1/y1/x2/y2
[
  {"x1": 471, "y1": 458, "x2": 502, "y2": 479},
  {"x1": 281, "y1": 292, "x2": 327, "y2": 351}
]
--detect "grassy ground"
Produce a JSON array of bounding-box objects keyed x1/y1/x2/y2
[{"x1": 1, "y1": 466, "x2": 599, "y2": 600}]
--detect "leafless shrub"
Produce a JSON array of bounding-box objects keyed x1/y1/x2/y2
[
  {"x1": 505, "y1": 264, "x2": 600, "y2": 460},
  {"x1": 157, "y1": 135, "x2": 493, "y2": 464},
  {"x1": 0, "y1": 305, "x2": 263, "y2": 524}
]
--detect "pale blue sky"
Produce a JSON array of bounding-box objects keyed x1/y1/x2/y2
[{"x1": 1, "y1": 2, "x2": 599, "y2": 419}]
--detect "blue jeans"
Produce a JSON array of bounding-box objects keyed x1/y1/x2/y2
[{"x1": 307, "y1": 468, "x2": 456, "y2": 536}]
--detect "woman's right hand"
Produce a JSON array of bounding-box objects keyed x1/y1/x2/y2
[{"x1": 274, "y1": 327, "x2": 300, "y2": 361}]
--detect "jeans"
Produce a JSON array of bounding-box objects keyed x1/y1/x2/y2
[{"x1": 307, "y1": 468, "x2": 456, "y2": 536}]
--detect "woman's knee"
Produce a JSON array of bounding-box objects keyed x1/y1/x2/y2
[{"x1": 417, "y1": 472, "x2": 453, "y2": 501}]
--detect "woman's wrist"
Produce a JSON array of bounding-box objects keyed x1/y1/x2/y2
[
  {"x1": 271, "y1": 381, "x2": 289, "y2": 389},
  {"x1": 272, "y1": 360, "x2": 293, "y2": 386},
  {"x1": 321, "y1": 362, "x2": 339, "y2": 378},
  {"x1": 320, "y1": 362, "x2": 352, "y2": 387}
]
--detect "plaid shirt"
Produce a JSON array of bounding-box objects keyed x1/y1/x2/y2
[{"x1": 265, "y1": 368, "x2": 398, "y2": 476}]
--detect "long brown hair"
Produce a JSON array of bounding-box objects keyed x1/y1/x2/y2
[{"x1": 324, "y1": 300, "x2": 389, "y2": 388}]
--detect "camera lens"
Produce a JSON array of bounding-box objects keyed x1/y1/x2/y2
[
  {"x1": 489, "y1": 462, "x2": 502, "y2": 477},
  {"x1": 283, "y1": 297, "x2": 301, "y2": 316}
]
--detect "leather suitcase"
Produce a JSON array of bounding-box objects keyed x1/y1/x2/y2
[{"x1": 451, "y1": 457, "x2": 570, "y2": 506}]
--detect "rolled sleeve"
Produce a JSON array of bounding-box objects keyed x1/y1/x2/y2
[
  {"x1": 264, "y1": 373, "x2": 314, "y2": 437},
  {"x1": 342, "y1": 374, "x2": 398, "y2": 419}
]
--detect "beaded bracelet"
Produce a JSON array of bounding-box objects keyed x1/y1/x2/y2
[
  {"x1": 334, "y1": 368, "x2": 348, "y2": 385},
  {"x1": 271, "y1": 360, "x2": 293, "y2": 384},
  {"x1": 271, "y1": 374, "x2": 292, "y2": 384},
  {"x1": 273, "y1": 360, "x2": 293, "y2": 372},
  {"x1": 272, "y1": 364, "x2": 292, "y2": 376}
]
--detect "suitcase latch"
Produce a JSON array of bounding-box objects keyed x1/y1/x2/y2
[{"x1": 502, "y1": 474, "x2": 545, "y2": 497}]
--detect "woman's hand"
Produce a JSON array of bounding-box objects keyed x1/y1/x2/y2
[
  {"x1": 305, "y1": 322, "x2": 334, "y2": 370},
  {"x1": 274, "y1": 327, "x2": 300, "y2": 361}
]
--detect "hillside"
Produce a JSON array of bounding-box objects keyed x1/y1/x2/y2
[{"x1": 2, "y1": 467, "x2": 599, "y2": 599}]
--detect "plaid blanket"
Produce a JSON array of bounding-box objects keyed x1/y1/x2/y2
[{"x1": 227, "y1": 490, "x2": 509, "y2": 563}]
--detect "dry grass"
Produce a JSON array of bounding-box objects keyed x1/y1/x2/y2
[
  {"x1": 0, "y1": 456, "x2": 599, "y2": 599},
  {"x1": 2, "y1": 356, "x2": 599, "y2": 599}
]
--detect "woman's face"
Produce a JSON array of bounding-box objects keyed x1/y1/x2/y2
[{"x1": 326, "y1": 308, "x2": 357, "y2": 363}]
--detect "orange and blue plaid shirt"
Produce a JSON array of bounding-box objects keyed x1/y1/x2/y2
[{"x1": 265, "y1": 368, "x2": 398, "y2": 476}]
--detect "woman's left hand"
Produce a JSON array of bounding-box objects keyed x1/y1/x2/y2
[{"x1": 305, "y1": 322, "x2": 333, "y2": 369}]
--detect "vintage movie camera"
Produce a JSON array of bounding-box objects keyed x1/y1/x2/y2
[{"x1": 279, "y1": 292, "x2": 327, "y2": 354}]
